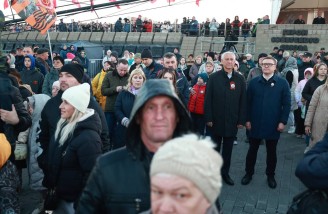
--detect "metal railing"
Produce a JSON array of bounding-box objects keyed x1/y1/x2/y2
[
  {"x1": 87, "y1": 59, "x2": 103, "y2": 78},
  {"x1": 201, "y1": 39, "x2": 255, "y2": 56}
]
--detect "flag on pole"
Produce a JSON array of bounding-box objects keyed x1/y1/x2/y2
[
  {"x1": 53, "y1": 0, "x2": 57, "y2": 8},
  {"x1": 167, "y1": 0, "x2": 175, "y2": 3},
  {"x1": 109, "y1": 0, "x2": 120, "y2": 9},
  {"x1": 72, "y1": 0, "x2": 81, "y2": 8},
  {"x1": 4, "y1": 0, "x2": 9, "y2": 9},
  {"x1": 150, "y1": 0, "x2": 156, "y2": 3},
  {"x1": 11, "y1": 0, "x2": 57, "y2": 34},
  {"x1": 196, "y1": 0, "x2": 200, "y2": 6}
]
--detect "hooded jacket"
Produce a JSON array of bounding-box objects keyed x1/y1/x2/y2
[
  {"x1": 295, "y1": 68, "x2": 313, "y2": 104},
  {"x1": 281, "y1": 57, "x2": 299, "y2": 110},
  {"x1": 77, "y1": 79, "x2": 192, "y2": 214},
  {"x1": 21, "y1": 55, "x2": 44, "y2": 94},
  {"x1": 27, "y1": 94, "x2": 50, "y2": 191}
]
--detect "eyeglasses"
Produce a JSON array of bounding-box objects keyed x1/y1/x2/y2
[{"x1": 261, "y1": 63, "x2": 276, "y2": 67}]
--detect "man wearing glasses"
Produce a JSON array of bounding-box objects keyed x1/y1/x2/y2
[{"x1": 241, "y1": 56, "x2": 291, "y2": 189}]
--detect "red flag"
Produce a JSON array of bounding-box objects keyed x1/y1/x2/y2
[
  {"x1": 167, "y1": 0, "x2": 175, "y2": 3},
  {"x1": 4, "y1": 0, "x2": 9, "y2": 9},
  {"x1": 109, "y1": 0, "x2": 120, "y2": 9},
  {"x1": 53, "y1": 0, "x2": 57, "y2": 8},
  {"x1": 196, "y1": 0, "x2": 200, "y2": 6},
  {"x1": 150, "y1": 0, "x2": 156, "y2": 3},
  {"x1": 72, "y1": 0, "x2": 81, "y2": 8}
]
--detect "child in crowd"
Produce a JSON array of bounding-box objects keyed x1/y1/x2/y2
[
  {"x1": 188, "y1": 73, "x2": 208, "y2": 136},
  {"x1": 51, "y1": 80, "x2": 60, "y2": 97}
]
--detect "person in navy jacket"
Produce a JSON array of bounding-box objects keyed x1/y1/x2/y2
[
  {"x1": 295, "y1": 132, "x2": 328, "y2": 189},
  {"x1": 241, "y1": 56, "x2": 291, "y2": 189}
]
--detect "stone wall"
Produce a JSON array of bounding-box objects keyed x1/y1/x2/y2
[{"x1": 255, "y1": 24, "x2": 328, "y2": 56}]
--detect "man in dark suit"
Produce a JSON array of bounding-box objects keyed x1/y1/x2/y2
[
  {"x1": 204, "y1": 51, "x2": 247, "y2": 186},
  {"x1": 312, "y1": 11, "x2": 326, "y2": 24},
  {"x1": 294, "y1": 15, "x2": 305, "y2": 24}
]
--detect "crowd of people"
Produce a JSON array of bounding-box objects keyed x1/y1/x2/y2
[
  {"x1": 4, "y1": 13, "x2": 325, "y2": 37},
  {"x1": 1, "y1": 37, "x2": 328, "y2": 213}
]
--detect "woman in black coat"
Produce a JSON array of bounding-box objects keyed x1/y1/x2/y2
[
  {"x1": 114, "y1": 68, "x2": 146, "y2": 149},
  {"x1": 42, "y1": 83, "x2": 102, "y2": 213}
]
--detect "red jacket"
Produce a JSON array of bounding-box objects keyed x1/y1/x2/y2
[
  {"x1": 188, "y1": 84, "x2": 206, "y2": 114},
  {"x1": 144, "y1": 22, "x2": 152, "y2": 32}
]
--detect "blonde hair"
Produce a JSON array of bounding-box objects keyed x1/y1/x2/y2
[
  {"x1": 55, "y1": 109, "x2": 84, "y2": 146},
  {"x1": 126, "y1": 68, "x2": 146, "y2": 89}
]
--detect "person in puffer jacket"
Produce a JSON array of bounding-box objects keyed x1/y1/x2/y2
[{"x1": 188, "y1": 73, "x2": 208, "y2": 136}]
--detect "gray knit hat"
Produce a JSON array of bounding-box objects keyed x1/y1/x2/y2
[{"x1": 150, "y1": 134, "x2": 223, "y2": 204}]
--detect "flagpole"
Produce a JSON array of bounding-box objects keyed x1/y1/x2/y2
[{"x1": 47, "y1": 30, "x2": 54, "y2": 63}]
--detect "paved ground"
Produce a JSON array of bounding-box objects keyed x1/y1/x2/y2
[
  {"x1": 220, "y1": 129, "x2": 306, "y2": 214},
  {"x1": 19, "y1": 129, "x2": 306, "y2": 214}
]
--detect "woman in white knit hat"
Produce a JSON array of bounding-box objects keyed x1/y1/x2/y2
[
  {"x1": 141, "y1": 134, "x2": 223, "y2": 214},
  {"x1": 41, "y1": 83, "x2": 102, "y2": 213}
]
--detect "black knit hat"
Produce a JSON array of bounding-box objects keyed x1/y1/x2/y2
[
  {"x1": 258, "y1": 53, "x2": 268, "y2": 61},
  {"x1": 59, "y1": 64, "x2": 84, "y2": 83},
  {"x1": 141, "y1": 49, "x2": 153, "y2": 59},
  {"x1": 207, "y1": 52, "x2": 215, "y2": 60}
]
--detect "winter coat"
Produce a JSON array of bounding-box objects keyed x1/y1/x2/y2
[
  {"x1": 298, "y1": 61, "x2": 315, "y2": 82},
  {"x1": 239, "y1": 61, "x2": 250, "y2": 78},
  {"x1": 140, "y1": 204, "x2": 220, "y2": 214},
  {"x1": 247, "y1": 75, "x2": 291, "y2": 140},
  {"x1": 295, "y1": 68, "x2": 313, "y2": 104},
  {"x1": 143, "y1": 60, "x2": 163, "y2": 80},
  {"x1": 26, "y1": 94, "x2": 50, "y2": 191},
  {"x1": 176, "y1": 73, "x2": 190, "y2": 107},
  {"x1": 0, "y1": 72, "x2": 32, "y2": 161},
  {"x1": 304, "y1": 83, "x2": 328, "y2": 146},
  {"x1": 101, "y1": 70, "x2": 129, "y2": 112},
  {"x1": 188, "y1": 83, "x2": 206, "y2": 114},
  {"x1": 302, "y1": 76, "x2": 326, "y2": 110},
  {"x1": 204, "y1": 70, "x2": 247, "y2": 137},
  {"x1": 189, "y1": 62, "x2": 202, "y2": 80},
  {"x1": 43, "y1": 109, "x2": 102, "y2": 202},
  {"x1": 114, "y1": 20, "x2": 123, "y2": 32},
  {"x1": 21, "y1": 55, "x2": 44, "y2": 94},
  {"x1": 209, "y1": 21, "x2": 218, "y2": 32},
  {"x1": 246, "y1": 66, "x2": 262, "y2": 87},
  {"x1": 0, "y1": 161, "x2": 20, "y2": 213},
  {"x1": 295, "y1": 133, "x2": 328, "y2": 189},
  {"x1": 144, "y1": 21, "x2": 152, "y2": 32},
  {"x1": 38, "y1": 90, "x2": 109, "y2": 164},
  {"x1": 198, "y1": 63, "x2": 220, "y2": 74},
  {"x1": 36, "y1": 57, "x2": 50, "y2": 75},
  {"x1": 60, "y1": 49, "x2": 68, "y2": 60},
  {"x1": 92, "y1": 69, "x2": 107, "y2": 110},
  {"x1": 114, "y1": 88, "x2": 137, "y2": 146},
  {"x1": 178, "y1": 64, "x2": 189, "y2": 81},
  {"x1": 76, "y1": 79, "x2": 192, "y2": 214},
  {"x1": 281, "y1": 57, "x2": 299, "y2": 110},
  {"x1": 42, "y1": 68, "x2": 59, "y2": 96}
]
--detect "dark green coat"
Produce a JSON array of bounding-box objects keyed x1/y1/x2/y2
[{"x1": 101, "y1": 70, "x2": 129, "y2": 113}]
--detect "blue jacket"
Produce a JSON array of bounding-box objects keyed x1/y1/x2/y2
[
  {"x1": 247, "y1": 75, "x2": 291, "y2": 140},
  {"x1": 295, "y1": 133, "x2": 328, "y2": 189},
  {"x1": 143, "y1": 61, "x2": 163, "y2": 80}
]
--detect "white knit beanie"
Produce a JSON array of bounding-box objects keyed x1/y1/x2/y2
[
  {"x1": 62, "y1": 83, "x2": 90, "y2": 113},
  {"x1": 150, "y1": 134, "x2": 223, "y2": 204}
]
